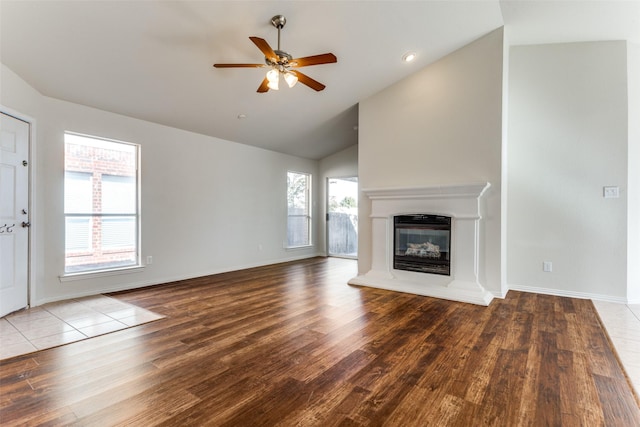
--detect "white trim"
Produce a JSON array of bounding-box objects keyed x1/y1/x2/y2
[
  {"x1": 63, "y1": 132, "x2": 142, "y2": 276},
  {"x1": 59, "y1": 265, "x2": 145, "y2": 282},
  {"x1": 362, "y1": 183, "x2": 491, "y2": 200},
  {"x1": 326, "y1": 175, "x2": 359, "y2": 258},
  {"x1": 349, "y1": 275, "x2": 494, "y2": 306},
  {"x1": 500, "y1": 26, "x2": 510, "y2": 300},
  {"x1": 35, "y1": 252, "x2": 324, "y2": 307},
  {"x1": 508, "y1": 283, "x2": 629, "y2": 304},
  {"x1": 285, "y1": 244, "x2": 314, "y2": 251},
  {"x1": 0, "y1": 105, "x2": 36, "y2": 308},
  {"x1": 492, "y1": 289, "x2": 509, "y2": 299},
  {"x1": 286, "y1": 170, "x2": 312, "y2": 248}
]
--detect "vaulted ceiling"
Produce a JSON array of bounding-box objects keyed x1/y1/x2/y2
[{"x1": 2, "y1": 1, "x2": 638, "y2": 159}]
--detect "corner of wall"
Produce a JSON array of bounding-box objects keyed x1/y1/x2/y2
[
  {"x1": 500, "y1": 26, "x2": 510, "y2": 299},
  {"x1": 627, "y1": 41, "x2": 640, "y2": 302}
]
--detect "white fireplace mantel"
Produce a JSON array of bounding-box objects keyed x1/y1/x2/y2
[
  {"x1": 363, "y1": 183, "x2": 491, "y2": 201},
  {"x1": 349, "y1": 182, "x2": 494, "y2": 306}
]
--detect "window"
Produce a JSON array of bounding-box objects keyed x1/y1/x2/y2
[
  {"x1": 287, "y1": 171, "x2": 311, "y2": 247},
  {"x1": 64, "y1": 133, "x2": 140, "y2": 274},
  {"x1": 64, "y1": 172, "x2": 92, "y2": 252}
]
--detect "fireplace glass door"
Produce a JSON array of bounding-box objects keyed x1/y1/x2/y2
[{"x1": 394, "y1": 215, "x2": 451, "y2": 275}]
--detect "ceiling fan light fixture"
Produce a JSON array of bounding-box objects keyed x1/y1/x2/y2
[
  {"x1": 266, "y1": 68, "x2": 280, "y2": 90},
  {"x1": 284, "y1": 71, "x2": 298, "y2": 88}
]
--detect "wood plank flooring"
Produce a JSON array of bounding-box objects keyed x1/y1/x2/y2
[{"x1": 1, "y1": 257, "x2": 638, "y2": 426}]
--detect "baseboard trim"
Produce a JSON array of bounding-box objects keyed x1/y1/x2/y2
[
  {"x1": 508, "y1": 283, "x2": 629, "y2": 304},
  {"x1": 34, "y1": 262, "x2": 632, "y2": 307},
  {"x1": 33, "y1": 252, "x2": 325, "y2": 306}
]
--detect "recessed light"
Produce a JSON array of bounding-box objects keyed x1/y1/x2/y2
[
  {"x1": 402, "y1": 52, "x2": 416, "y2": 63},
  {"x1": 237, "y1": 114, "x2": 247, "y2": 119}
]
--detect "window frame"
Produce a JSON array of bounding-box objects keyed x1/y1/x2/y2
[
  {"x1": 286, "y1": 170, "x2": 312, "y2": 249},
  {"x1": 62, "y1": 132, "x2": 142, "y2": 277}
]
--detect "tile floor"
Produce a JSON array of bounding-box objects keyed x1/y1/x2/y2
[
  {"x1": 0, "y1": 295, "x2": 164, "y2": 360},
  {"x1": 593, "y1": 301, "x2": 640, "y2": 396}
]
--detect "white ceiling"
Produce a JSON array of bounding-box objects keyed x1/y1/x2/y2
[{"x1": 1, "y1": 1, "x2": 639, "y2": 160}]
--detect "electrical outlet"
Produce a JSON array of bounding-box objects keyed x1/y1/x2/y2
[
  {"x1": 603, "y1": 186, "x2": 619, "y2": 198},
  {"x1": 146, "y1": 256, "x2": 153, "y2": 265},
  {"x1": 543, "y1": 261, "x2": 552, "y2": 272}
]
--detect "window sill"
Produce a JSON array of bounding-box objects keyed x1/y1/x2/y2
[
  {"x1": 285, "y1": 245, "x2": 313, "y2": 251},
  {"x1": 59, "y1": 265, "x2": 145, "y2": 282}
]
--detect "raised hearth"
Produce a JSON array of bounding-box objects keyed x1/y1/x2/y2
[{"x1": 349, "y1": 183, "x2": 494, "y2": 306}]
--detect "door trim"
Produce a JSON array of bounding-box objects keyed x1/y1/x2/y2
[
  {"x1": 326, "y1": 175, "x2": 358, "y2": 260},
  {"x1": 1, "y1": 105, "x2": 36, "y2": 309}
]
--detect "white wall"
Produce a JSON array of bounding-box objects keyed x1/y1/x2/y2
[
  {"x1": 318, "y1": 144, "x2": 358, "y2": 255},
  {"x1": 358, "y1": 28, "x2": 504, "y2": 295},
  {"x1": 0, "y1": 66, "x2": 42, "y2": 117},
  {"x1": 628, "y1": 42, "x2": 640, "y2": 303},
  {"x1": 507, "y1": 41, "x2": 629, "y2": 301},
  {"x1": 2, "y1": 63, "x2": 321, "y2": 305}
]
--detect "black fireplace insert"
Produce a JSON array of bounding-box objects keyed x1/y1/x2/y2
[{"x1": 394, "y1": 214, "x2": 451, "y2": 275}]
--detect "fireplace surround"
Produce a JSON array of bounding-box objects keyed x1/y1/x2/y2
[{"x1": 348, "y1": 182, "x2": 493, "y2": 306}]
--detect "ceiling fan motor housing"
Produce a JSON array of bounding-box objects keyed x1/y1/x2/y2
[{"x1": 266, "y1": 50, "x2": 293, "y2": 69}]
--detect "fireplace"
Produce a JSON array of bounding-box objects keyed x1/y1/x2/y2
[
  {"x1": 348, "y1": 182, "x2": 494, "y2": 306},
  {"x1": 394, "y1": 215, "x2": 451, "y2": 275}
]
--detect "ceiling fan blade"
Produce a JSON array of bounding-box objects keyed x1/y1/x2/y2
[
  {"x1": 257, "y1": 77, "x2": 270, "y2": 93},
  {"x1": 249, "y1": 36, "x2": 277, "y2": 62},
  {"x1": 290, "y1": 70, "x2": 326, "y2": 91},
  {"x1": 213, "y1": 63, "x2": 265, "y2": 68},
  {"x1": 290, "y1": 53, "x2": 337, "y2": 67}
]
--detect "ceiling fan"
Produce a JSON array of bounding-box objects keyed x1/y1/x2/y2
[{"x1": 213, "y1": 15, "x2": 337, "y2": 93}]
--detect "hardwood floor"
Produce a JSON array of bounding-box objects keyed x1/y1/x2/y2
[{"x1": 1, "y1": 257, "x2": 638, "y2": 426}]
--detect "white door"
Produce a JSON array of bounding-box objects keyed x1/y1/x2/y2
[{"x1": 0, "y1": 112, "x2": 30, "y2": 317}]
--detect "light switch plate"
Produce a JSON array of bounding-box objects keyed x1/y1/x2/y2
[{"x1": 603, "y1": 186, "x2": 619, "y2": 198}]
